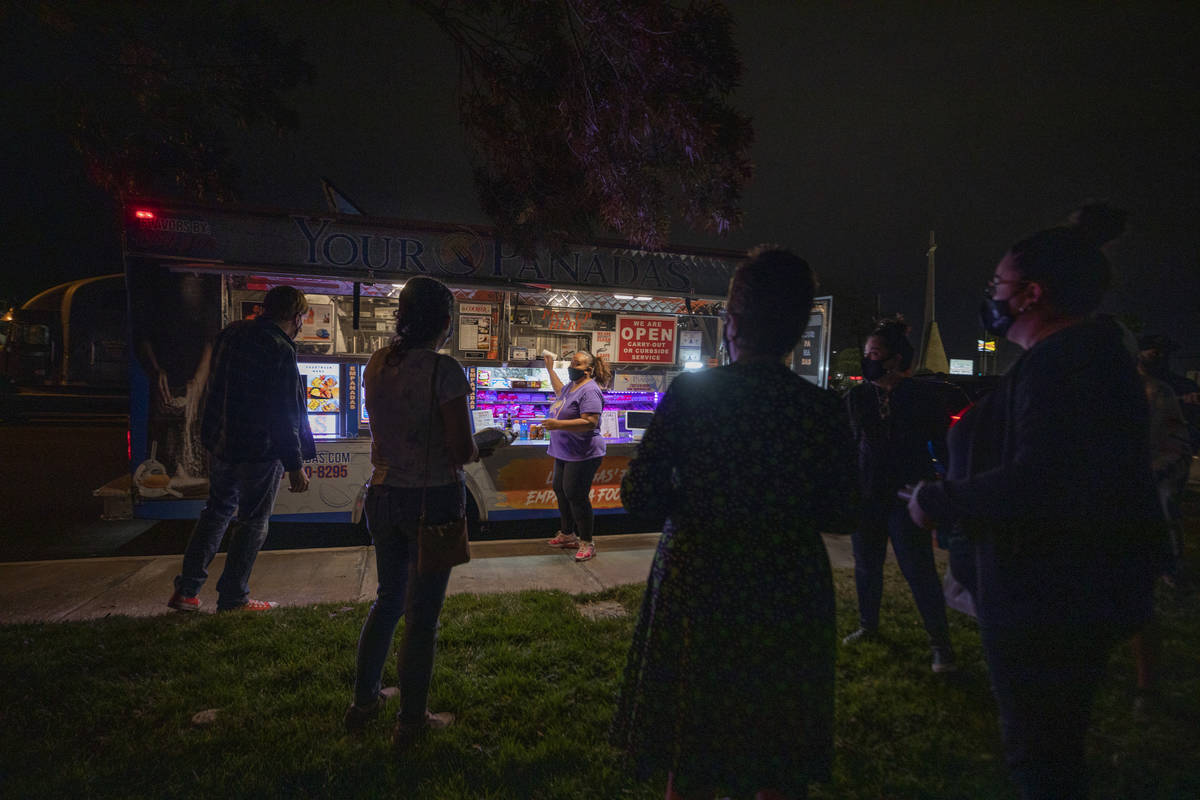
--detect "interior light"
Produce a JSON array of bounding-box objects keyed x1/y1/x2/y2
[
  {"x1": 634, "y1": 296, "x2": 652, "y2": 301},
  {"x1": 613, "y1": 294, "x2": 634, "y2": 300},
  {"x1": 134, "y1": 210, "x2": 155, "y2": 220},
  {"x1": 684, "y1": 361, "x2": 703, "y2": 370}
]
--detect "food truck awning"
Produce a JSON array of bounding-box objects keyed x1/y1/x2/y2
[{"x1": 124, "y1": 201, "x2": 743, "y2": 300}]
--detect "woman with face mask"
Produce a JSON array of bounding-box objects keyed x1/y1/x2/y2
[
  {"x1": 905, "y1": 205, "x2": 1164, "y2": 800},
  {"x1": 842, "y1": 316, "x2": 956, "y2": 673},
  {"x1": 542, "y1": 348, "x2": 612, "y2": 561}
]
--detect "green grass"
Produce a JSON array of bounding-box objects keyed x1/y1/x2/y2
[{"x1": 2, "y1": 538, "x2": 1199, "y2": 799}]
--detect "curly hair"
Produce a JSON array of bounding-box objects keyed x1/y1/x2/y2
[
  {"x1": 867, "y1": 315, "x2": 914, "y2": 371},
  {"x1": 726, "y1": 246, "x2": 817, "y2": 358},
  {"x1": 386, "y1": 276, "x2": 454, "y2": 362},
  {"x1": 574, "y1": 350, "x2": 612, "y2": 388}
]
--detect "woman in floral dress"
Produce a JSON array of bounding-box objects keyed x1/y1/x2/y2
[{"x1": 613, "y1": 247, "x2": 857, "y2": 800}]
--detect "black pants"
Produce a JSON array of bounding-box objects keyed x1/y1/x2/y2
[
  {"x1": 552, "y1": 457, "x2": 602, "y2": 542},
  {"x1": 981, "y1": 624, "x2": 1120, "y2": 800},
  {"x1": 851, "y1": 503, "x2": 951, "y2": 645}
]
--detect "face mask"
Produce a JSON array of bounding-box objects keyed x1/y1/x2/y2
[
  {"x1": 567, "y1": 367, "x2": 588, "y2": 382},
  {"x1": 860, "y1": 357, "x2": 888, "y2": 381},
  {"x1": 979, "y1": 296, "x2": 1017, "y2": 337}
]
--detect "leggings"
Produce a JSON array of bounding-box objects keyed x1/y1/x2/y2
[{"x1": 552, "y1": 457, "x2": 603, "y2": 542}]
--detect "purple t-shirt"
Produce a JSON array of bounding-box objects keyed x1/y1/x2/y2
[{"x1": 547, "y1": 380, "x2": 606, "y2": 461}]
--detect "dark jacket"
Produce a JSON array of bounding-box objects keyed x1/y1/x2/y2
[
  {"x1": 846, "y1": 377, "x2": 949, "y2": 506},
  {"x1": 917, "y1": 318, "x2": 1162, "y2": 629},
  {"x1": 200, "y1": 318, "x2": 316, "y2": 471}
]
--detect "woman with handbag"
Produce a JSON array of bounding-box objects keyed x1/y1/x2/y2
[{"x1": 344, "y1": 276, "x2": 478, "y2": 747}]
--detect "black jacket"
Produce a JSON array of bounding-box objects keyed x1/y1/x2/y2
[
  {"x1": 200, "y1": 318, "x2": 316, "y2": 471},
  {"x1": 918, "y1": 318, "x2": 1162, "y2": 629},
  {"x1": 846, "y1": 377, "x2": 949, "y2": 506}
]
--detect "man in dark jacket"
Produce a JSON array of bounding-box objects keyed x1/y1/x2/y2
[{"x1": 167, "y1": 286, "x2": 316, "y2": 612}]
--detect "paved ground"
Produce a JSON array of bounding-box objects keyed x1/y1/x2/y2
[{"x1": 0, "y1": 533, "x2": 858, "y2": 625}]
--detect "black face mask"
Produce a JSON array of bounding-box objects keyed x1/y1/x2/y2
[
  {"x1": 567, "y1": 367, "x2": 588, "y2": 382},
  {"x1": 860, "y1": 357, "x2": 888, "y2": 382},
  {"x1": 980, "y1": 296, "x2": 1017, "y2": 337}
]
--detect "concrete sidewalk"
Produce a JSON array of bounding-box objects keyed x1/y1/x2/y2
[{"x1": 0, "y1": 533, "x2": 857, "y2": 625}]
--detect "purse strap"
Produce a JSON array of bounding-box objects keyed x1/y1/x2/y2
[{"x1": 419, "y1": 353, "x2": 440, "y2": 523}]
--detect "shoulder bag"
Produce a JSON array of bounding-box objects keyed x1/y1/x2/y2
[{"x1": 417, "y1": 354, "x2": 471, "y2": 575}]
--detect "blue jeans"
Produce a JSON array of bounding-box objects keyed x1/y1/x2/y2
[
  {"x1": 173, "y1": 456, "x2": 284, "y2": 610},
  {"x1": 981, "y1": 624, "x2": 1119, "y2": 800},
  {"x1": 851, "y1": 502, "x2": 951, "y2": 645},
  {"x1": 353, "y1": 482, "x2": 463, "y2": 721}
]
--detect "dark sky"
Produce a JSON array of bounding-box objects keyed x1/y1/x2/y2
[{"x1": 5, "y1": 2, "x2": 1199, "y2": 370}]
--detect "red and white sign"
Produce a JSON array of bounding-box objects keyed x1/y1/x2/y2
[{"x1": 616, "y1": 314, "x2": 676, "y2": 364}]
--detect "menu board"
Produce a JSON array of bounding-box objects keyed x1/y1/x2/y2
[
  {"x1": 458, "y1": 301, "x2": 497, "y2": 359},
  {"x1": 791, "y1": 296, "x2": 832, "y2": 388},
  {"x1": 299, "y1": 362, "x2": 340, "y2": 413}
]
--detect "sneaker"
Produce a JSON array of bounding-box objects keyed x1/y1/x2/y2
[
  {"x1": 931, "y1": 645, "x2": 958, "y2": 673},
  {"x1": 547, "y1": 531, "x2": 579, "y2": 548},
  {"x1": 167, "y1": 592, "x2": 201, "y2": 612},
  {"x1": 841, "y1": 627, "x2": 878, "y2": 646},
  {"x1": 343, "y1": 686, "x2": 399, "y2": 734},
  {"x1": 574, "y1": 541, "x2": 596, "y2": 562},
  {"x1": 220, "y1": 599, "x2": 278, "y2": 612},
  {"x1": 392, "y1": 710, "x2": 455, "y2": 751}
]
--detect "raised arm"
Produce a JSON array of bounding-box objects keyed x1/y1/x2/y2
[{"x1": 542, "y1": 350, "x2": 564, "y2": 395}]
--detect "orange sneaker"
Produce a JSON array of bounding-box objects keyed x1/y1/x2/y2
[
  {"x1": 167, "y1": 592, "x2": 201, "y2": 612},
  {"x1": 574, "y1": 541, "x2": 596, "y2": 562},
  {"x1": 220, "y1": 599, "x2": 278, "y2": 612},
  {"x1": 547, "y1": 531, "x2": 579, "y2": 548}
]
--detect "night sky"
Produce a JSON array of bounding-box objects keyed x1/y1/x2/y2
[{"x1": 5, "y1": 2, "x2": 1198, "y2": 370}]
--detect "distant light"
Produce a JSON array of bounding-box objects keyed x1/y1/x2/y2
[
  {"x1": 613, "y1": 294, "x2": 634, "y2": 300},
  {"x1": 134, "y1": 209, "x2": 155, "y2": 220},
  {"x1": 684, "y1": 361, "x2": 703, "y2": 370}
]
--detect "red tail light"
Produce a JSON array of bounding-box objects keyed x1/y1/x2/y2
[
  {"x1": 949, "y1": 403, "x2": 973, "y2": 428},
  {"x1": 127, "y1": 429, "x2": 132, "y2": 462},
  {"x1": 134, "y1": 209, "x2": 155, "y2": 220}
]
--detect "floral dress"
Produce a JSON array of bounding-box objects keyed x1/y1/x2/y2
[{"x1": 611, "y1": 360, "x2": 857, "y2": 796}]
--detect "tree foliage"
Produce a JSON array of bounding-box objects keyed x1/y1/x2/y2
[
  {"x1": 415, "y1": 0, "x2": 754, "y2": 251},
  {"x1": 5, "y1": 1, "x2": 313, "y2": 201}
]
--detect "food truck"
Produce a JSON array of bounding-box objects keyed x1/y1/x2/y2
[{"x1": 117, "y1": 201, "x2": 832, "y2": 530}]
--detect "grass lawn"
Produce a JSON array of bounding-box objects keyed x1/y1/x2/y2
[{"x1": 2, "y1": 533, "x2": 1198, "y2": 799}]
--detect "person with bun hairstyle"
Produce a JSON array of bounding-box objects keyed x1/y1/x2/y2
[
  {"x1": 905, "y1": 206, "x2": 1164, "y2": 799},
  {"x1": 613, "y1": 247, "x2": 857, "y2": 800},
  {"x1": 344, "y1": 276, "x2": 478, "y2": 746},
  {"x1": 843, "y1": 316, "x2": 956, "y2": 672},
  {"x1": 542, "y1": 348, "x2": 612, "y2": 561}
]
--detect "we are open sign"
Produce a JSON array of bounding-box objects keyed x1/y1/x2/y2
[{"x1": 616, "y1": 314, "x2": 676, "y2": 364}]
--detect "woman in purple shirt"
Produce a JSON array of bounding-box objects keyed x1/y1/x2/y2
[{"x1": 542, "y1": 349, "x2": 612, "y2": 561}]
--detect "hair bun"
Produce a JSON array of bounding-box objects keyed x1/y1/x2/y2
[{"x1": 1067, "y1": 203, "x2": 1127, "y2": 249}]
